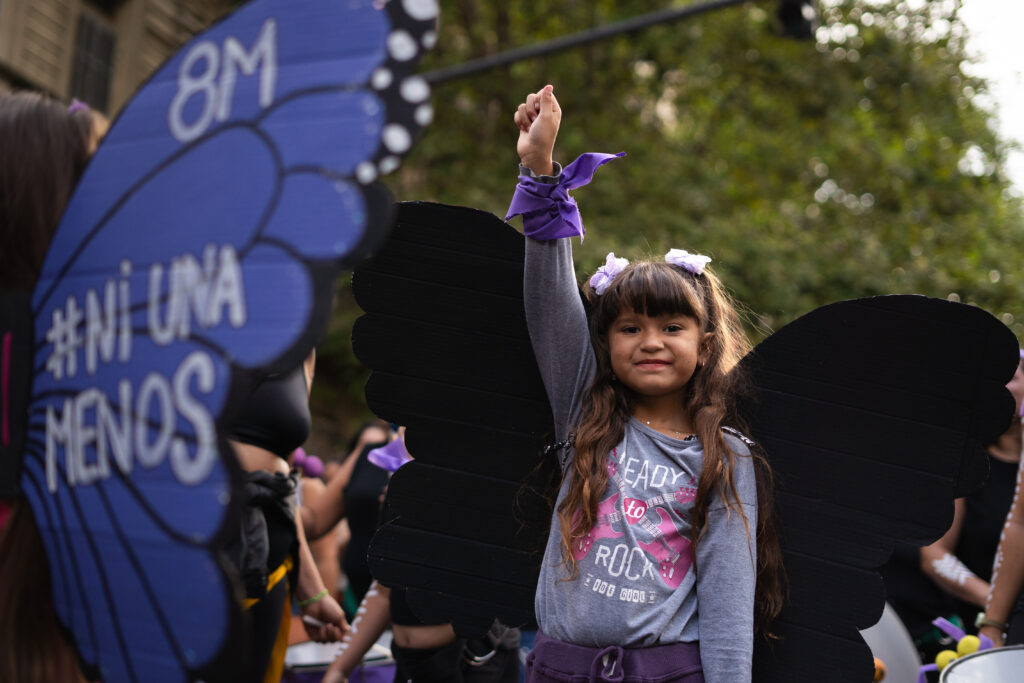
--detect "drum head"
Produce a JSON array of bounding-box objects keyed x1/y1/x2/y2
[
  {"x1": 860, "y1": 602, "x2": 921, "y2": 683},
  {"x1": 940, "y1": 645, "x2": 1024, "y2": 682}
]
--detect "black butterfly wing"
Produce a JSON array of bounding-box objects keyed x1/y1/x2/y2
[
  {"x1": 351, "y1": 202, "x2": 1017, "y2": 676},
  {"x1": 744, "y1": 296, "x2": 1018, "y2": 681},
  {"x1": 352, "y1": 202, "x2": 556, "y2": 636}
]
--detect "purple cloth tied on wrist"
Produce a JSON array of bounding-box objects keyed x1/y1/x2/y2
[{"x1": 505, "y1": 152, "x2": 625, "y2": 240}]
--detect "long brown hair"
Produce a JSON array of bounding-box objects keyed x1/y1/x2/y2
[
  {"x1": 0, "y1": 91, "x2": 96, "y2": 293},
  {"x1": 560, "y1": 259, "x2": 785, "y2": 636},
  {"x1": 0, "y1": 91, "x2": 99, "y2": 682},
  {"x1": 0, "y1": 503, "x2": 89, "y2": 682}
]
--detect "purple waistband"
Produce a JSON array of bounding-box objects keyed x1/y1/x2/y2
[{"x1": 529, "y1": 632, "x2": 702, "y2": 683}]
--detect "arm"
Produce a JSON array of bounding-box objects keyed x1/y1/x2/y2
[
  {"x1": 295, "y1": 511, "x2": 348, "y2": 642},
  {"x1": 983, "y1": 459, "x2": 1024, "y2": 646},
  {"x1": 524, "y1": 238, "x2": 594, "y2": 435},
  {"x1": 511, "y1": 86, "x2": 603, "y2": 436},
  {"x1": 695, "y1": 448, "x2": 757, "y2": 683},
  {"x1": 301, "y1": 428, "x2": 386, "y2": 539},
  {"x1": 300, "y1": 455, "x2": 354, "y2": 540},
  {"x1": 321, "y1": 582, "x2": 392, "y2": 683},
  {"x1": 301, "y1": 478, "x2": 341, "y2": 598},
  {"x1": 919, "y1": 498, "x2": 989, "y2": 607}
]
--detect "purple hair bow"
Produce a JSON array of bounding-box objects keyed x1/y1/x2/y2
[
  {"x1": 589, "y1": 253, "x2": 629, "y2": 294},
  {"x1": 505, "y1": 152, "x2": 625, "y2": 240},
  {"x1": 367, "y1": 438, "x2": 412, "y2": 472},
  {"x1": 664, "y1": 249, "x2": 711, "y2": 275}
]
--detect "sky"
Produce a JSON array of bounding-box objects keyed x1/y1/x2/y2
[{"x1": 959, "y1": 1, "x2": 1024, "y2": 190}]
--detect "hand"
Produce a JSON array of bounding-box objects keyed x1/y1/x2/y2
[
  {"x1": 321, "y1": 656, "x2": 348, "y2": 683},
  {"x1": 355, "y1": 426, "x2": 388, "y2": 454},
  {"x1": 979, "y1": 624, "x2": 1005, "y2": 647},
  {"x1": 302, "y1": 593, "x2": 348, "y2": 642},
  {"x1": 515, "y1": 85, "x2": 561, "y2": 176}
]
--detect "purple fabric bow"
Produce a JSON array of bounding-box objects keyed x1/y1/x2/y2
[
  {"x1": 664, "y1": 248, "x2": 711, "y2": 275},
  {"x1": 589, "y1": 252, "x2": 630, "y2": 295},
  {"x1": 505, "y1": 152, "x2": 625, "y2": 240},
  {"x1": 367, "y1": 438, "x2": 412, "y2": 472}
]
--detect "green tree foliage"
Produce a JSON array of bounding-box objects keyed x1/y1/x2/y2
[{"x1": 312, "y1": 0, "x2": 1024, "y2": 447}]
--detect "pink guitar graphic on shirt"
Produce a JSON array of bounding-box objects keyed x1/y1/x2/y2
[
  {"x1": 638, "y1": 507, "x2": 694, "y2": 589},
  {"x1": 572, "y1": 449, "x2": 699, "y2": 580}
]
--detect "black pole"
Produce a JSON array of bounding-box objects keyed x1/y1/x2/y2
[{"x1": 422, "y1": 0, "x2": 756, "y2": 85}]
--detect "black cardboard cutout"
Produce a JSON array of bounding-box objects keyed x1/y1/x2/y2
[
  {"x1": 354, "y1": 202, "x2": 557, "y2": 635},
  {"x1": 354, "y1": 202, "x2": 1017, "y2": 679}
]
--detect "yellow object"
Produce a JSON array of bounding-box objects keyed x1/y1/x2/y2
[
  {"x1": 935, "y1": 650, "x2": 958, "y2": 671},
  {"x1": 957, "y1": 634, "x2": 980, "y2": 656},
  {"x1": 873, "y1": 656, "x2": 886, "y2": 681},
  {"x1": 241, "y1": 555, "x2": 295, "y2": 683},
  {"x1": 243, "y1": 555, "x2": 293, "y2": 609},
  {"x1": 263, "y1": 579, "x2": 292, "y2": 683}
]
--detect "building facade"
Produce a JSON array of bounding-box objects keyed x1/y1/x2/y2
[{"x1": 0, "y1": 0, "x2": 234, "y2": 113}]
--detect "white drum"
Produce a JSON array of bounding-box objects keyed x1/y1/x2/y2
[
  {"x1": 860, "y1": 602, "x2": 922, "y2": 683},
  {"x1": 940, "y1": 645, "x2": 1024, "y2": 682},
  {"x1": 284, "y1": 631, "x2": 394, "y2": 683}
]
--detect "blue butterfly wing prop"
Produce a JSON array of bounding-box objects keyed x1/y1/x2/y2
[{"x1": 9, "y1": 1, "x2": 436, "y2": 681}]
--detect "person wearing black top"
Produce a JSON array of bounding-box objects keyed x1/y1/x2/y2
[
  {"x1": 291, "y1": 420, "x2": 391, "y2": 607},
  {"x1": 321, "y1": 432, "x2": 520, "y2": 683},
  {"x1": 883, "y1": 357, "x2": 1024, "y2": 663},
  {"x1": 227, "y1": 354, "x2": 348, "y2": 682},
  {"x1": 981, "y1": 358, "x2": 1024, "y2": 646},
  {"x1": 341, "y1": 431, "x2": 392, "y2": 603}
]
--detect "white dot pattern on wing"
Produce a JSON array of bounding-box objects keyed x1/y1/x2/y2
[
  {"x1": 388, "y1": 30, "x2": 417, "y2": 61},
  {"x1": 383, "y1": 124, "x2": 412, "y2": 153},
  {"x1": 400, "y1": 76, "x2": 429, "y2": 102},
  {"x1": 414, "y1": 104, "x2": 433, "y2": 126},
  {"x1": 356, "y1": 161, "x2": 377, "y2": 184},
  {"x1": 372, "y1": 67, "x2": 393, "y2": 90},
  {"x1": 403, "y1": 0, "x2": 438, "y2": 21}
]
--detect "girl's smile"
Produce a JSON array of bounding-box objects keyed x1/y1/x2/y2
[
  {"x1": 608, "y1": 310, "x2": 708, "y2": 401},
  {"x1": 635, "y1": 359, "x2": 672, "y2": 369}
]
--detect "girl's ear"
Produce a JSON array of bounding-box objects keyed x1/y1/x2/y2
[{"x1": 699, "y1": 332, "x2": 714, "y2": 365}]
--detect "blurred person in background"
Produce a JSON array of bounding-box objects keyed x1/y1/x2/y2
[
  {"x1": 980, "y1": 356, "x2": 1024, "y2": 646},
  {"x1": 883, "y1": 354, "x2": 1024, "y2": 661},
  {"x1": 0, "y1": 91, "x2": 107, "y2": 683}
]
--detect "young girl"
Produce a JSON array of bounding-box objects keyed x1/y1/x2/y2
[{"x1": 507, "y1": 86, "x2": 783, "y2": 683}]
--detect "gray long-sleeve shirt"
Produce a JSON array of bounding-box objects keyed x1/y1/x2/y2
[{"x1": 524, "y1": 234, "x2": 757, "y2": 683}]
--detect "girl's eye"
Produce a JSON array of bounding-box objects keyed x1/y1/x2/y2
[
  {"x1": 665, "y1": 324, "x2": 683, "y2": 333},
  {"x1": 621, "y1": 325, "x2": 639, "y2": 334}
]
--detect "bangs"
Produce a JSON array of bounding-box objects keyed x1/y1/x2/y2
[{"x1": 599, "y1": 262, "x2": 703, "y2": 324}]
